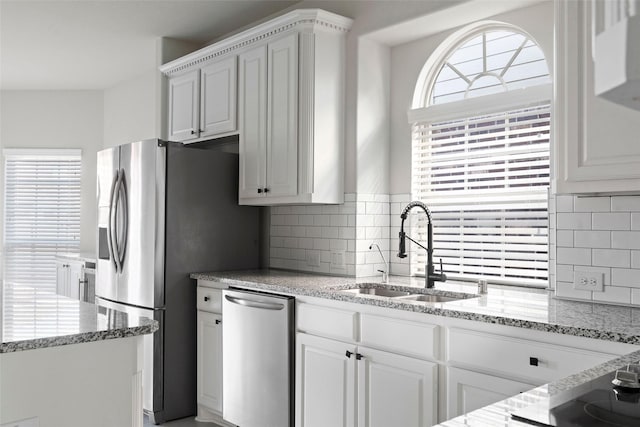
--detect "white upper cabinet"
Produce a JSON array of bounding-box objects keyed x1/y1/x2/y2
[
  {"x1": 554, "y1": 0, "x2": 640, "y2": 194},
  {"x1": 168, "y1": 70, "x2": 200, "y2": 142},
  {"x1": 161, "y1": 9, "x2": 353, "y2": 205},
  {"x1": 200, "y1": 56, "x2": 237, "y2": 137},
  {"x1": 166, "y1": 56, "x2": 237, "y2": 143}
]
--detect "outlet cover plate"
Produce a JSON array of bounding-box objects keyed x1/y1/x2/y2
[{"x1": 574, "y1": 270, "x2": 604, "y2": 292}]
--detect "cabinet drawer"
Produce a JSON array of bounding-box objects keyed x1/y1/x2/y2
[
  {"x1": 360, "y1": 314, "x2": 439, "y2": 361},
  {"x1": 197, "y1": 286, "x2": 222, "y2": 313},
  {"x1": 448, "y1": 328, "x2": 614, "y2": 384},
  {"x1": 297, "y1": 303, "x2": 357, "y2": 342}
]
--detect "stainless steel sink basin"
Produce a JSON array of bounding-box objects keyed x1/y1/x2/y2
[
  {"x1": 343, "y1": 288, "x2": 411, "y2": 297},
  {"x1": 399, "y1": 294, "x2": 460, "y2": 303}
]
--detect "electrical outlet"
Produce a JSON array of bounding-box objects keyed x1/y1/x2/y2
[
  {"x1": 306, "y1": 251, "x2": 320, "y2": 267},
  {"x1": 573, "y1": 270, "x2": 604, "y2": 292}
]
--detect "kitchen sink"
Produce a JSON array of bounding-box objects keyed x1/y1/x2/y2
[
  {"x1": 397, "y1": 294, "x2": 460, "y2": 303},
  {"x1": 342, "y1": 287, "x2": 411, "y2": 297}
]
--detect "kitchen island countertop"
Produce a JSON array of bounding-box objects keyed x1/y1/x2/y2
[{"x1": 1, "y1": 284, "x2": 158, "y2": 353}]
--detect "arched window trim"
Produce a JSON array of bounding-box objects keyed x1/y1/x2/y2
[{"x1": 411, "y1": 21, "x2": 549, "y2": 111}]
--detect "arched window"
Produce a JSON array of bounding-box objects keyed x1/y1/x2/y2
[{"x1": 409, "y1": 24, "x2": 551, "y2": 287}]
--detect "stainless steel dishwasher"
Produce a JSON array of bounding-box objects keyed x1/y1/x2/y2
[{"x1": 222, "y1": 288, "x2": 294, "y2": 427}]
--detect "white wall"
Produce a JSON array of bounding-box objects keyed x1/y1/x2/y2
[
  {"x1": 389, "y1": 1, "x2": 554, "y2": 194},
  {"x1": 0, "y1": 90, "x2": 104, "y2": 255},
  {"x1": 103, "y1": 71, "x2": 156, "y2": 148}
]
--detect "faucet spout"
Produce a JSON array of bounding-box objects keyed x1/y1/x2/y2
[
  {"x1": 397, "y1": 201, "x2": 447, "y2": 288},
  {"x1": 369, "y1": 243, "x2": 389, "y2": 284}
]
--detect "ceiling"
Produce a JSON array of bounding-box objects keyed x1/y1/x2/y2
[{"x1": 0, "y1": 0, "x2": 299, "y2": 90}]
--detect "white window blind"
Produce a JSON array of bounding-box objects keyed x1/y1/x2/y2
[
  {"x1": 411, "y1": 102, "x2": 550, "y2": 287},
  {"x1": 3, "y1": 150, "x2": 82, "y2": 292}
]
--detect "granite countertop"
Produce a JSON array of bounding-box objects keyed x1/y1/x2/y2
[
  {"x1": 1, "y1": 285, "x2": 158, "y2": 353},
  {"x1": 192, "y1": 269, "x2": 640, "y2": 345},
  {"x1": 193, "y1": 269, "x2": 640, "y2": 427}
]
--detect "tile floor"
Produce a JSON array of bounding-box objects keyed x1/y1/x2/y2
[{"x1": 143, "y1": 415, "x2": 220, "y2": 427}]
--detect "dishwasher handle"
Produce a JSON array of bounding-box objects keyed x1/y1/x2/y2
[{"x1": 225, "y1": 294, "x2": 285, "y2": 310}]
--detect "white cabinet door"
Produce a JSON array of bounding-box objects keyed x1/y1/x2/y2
[
  {"x1": 446, "y1": 367, "x2": 533, "y2": 420},
  {"x1": 56, "y1": 260, "x2": 67, "y2": 297},
  {"x1": 296, "y1": 333, "x2": 356, "y2": 427},
  {"x1": 197, "y1": 311, "x2": 223, "y2": 414},
  {"x1": 200, "y1": 56, "x2": 237, "y2": 137},
  {"x1": 67, "y1": 262, "x2": 82, "y2": 300},
  {"x1": 266, "y1": 33, "x2": 298, "y2": 197},
  {"x1": 238, "y1": 45, "x2": 268, "y2": 199},
  {"x1": 168, "y1": 70, "x2": 200, "y2": 142},
  {"x1": 554, "y1": 0, "x2": 640, "y2": 194},
  {"x1": 357, "y1": 346, "x2": 438, "y2": 427}
]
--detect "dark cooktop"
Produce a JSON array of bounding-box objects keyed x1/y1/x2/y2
[{"x1": 512, "y1": 370, "x2": 640, "y2": 426}]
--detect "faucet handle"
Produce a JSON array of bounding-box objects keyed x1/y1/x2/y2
[{"x1": 439, "y1": 258, "x2": 444, "y2": 273}]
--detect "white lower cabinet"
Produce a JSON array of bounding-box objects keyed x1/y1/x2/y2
[
  {"x1": 197, "y1": 311, "x2": 222, "y2": 413},
  {"x1": 445, "y1": 367, "x2": 533, "y2": 419},
  {"x1": 296, "y1": 333, "x2": 356, "y2": 427},
  {"x1": 196, "y1": 285, "x2": 232, "y2": 426},
  {"x1": 358, "y1": 346, "x2": 438, "y2": 427},
  {"x1": 295, "y1": 332, "x2": 438, "y2": 427}
]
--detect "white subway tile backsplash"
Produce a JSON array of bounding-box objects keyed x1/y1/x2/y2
[
  {"x1": 283, "y1": 237, "x2": 298, "y2": 248},
  {"x1": 306, "y1": 227, "x2": 322, "y2": 238},
  {"x1": 632, "y1": 214, "x2": 640, "y2": 230},
  {"x1": 344, "y1": 193, "x2": 356, "y2": 202},
  {"x1": 340, "y1": 227, "x2": 355, "y2": 239},
  {"x1": 556, "y1": 281, "x2": 592, "y2": 300},
  {"x1": 593, "y1": 286, "x2": 631, "y2": 304},
  {"x1": 574, "y1": 230, "x2": 610, "y2": 248},
  {"x1": 557, "y1": 247, "x2": 591, "y2": 265},
  {"x1": 313, "y1": 214, "x2": 330, "y2": 226},
  {"x1": 611, "y1": 231, "x2": 640, "y2": 249},
  {"x1": 556, "y1": 230, "x2": 574, "y2": 247},
  {"x1": 592, "y1": 249, "x2": 630, "y2": 268},
  {"x1": 633, "y1": 251, "x2": 640, "y2": 269},
  {"x1": 284, "y1": 215, "x2": 299, "y2": 226},
  {"x1": 574, "y1": 197, "x2": 610, "y2": 212},
  {"x1": 612, "y1": 268, "x2": 640, "y2": 288},
  {"x1": 313, "y1": 238, "x2": 331, "y2": 251},
  {"x1": 592, "y1": 213, "x2": 630, "y2": 230},
  {"x1": 299, "y1": 238, "x2": 313, "y2": 249},
  {"x1": 330, "y1": 239, "x2": 348, "y2": 251},
  {"x1": 291, "y1": 226, "x2": 306, "y2": 238},
  {"x1": 365, "y1": 202, "x2": 383, "y2": 215},
  {"x1": 365, "y1": 227, "x2": 382, "y2": 239},
  {"x1": 632, "y1": 289, "x2": 640, "y2": 305},
  {"x1": 556, "y1": 264, "x2": 574, "y2": 282},
  {"x1": 556, "y1": 195, "x2": 574, "y2": 212},
  {"x1": 321, "y1": 227, "x2": 339, "y2": 239},
  {"x1": 299, "y1": 215, "x2": 314, "y2": 226},
  {"x1": 611, "y1": 196, "x2": 640, "y2": 212},
  {"x1": 557, "y1": 213, "x2": 591, "y2": 229},
  {"x1": 330, "y1": 215, "x2": 348, "y2": 227}
]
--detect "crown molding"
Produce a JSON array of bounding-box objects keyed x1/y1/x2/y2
[{"x1": 160, "y1": 9, "x2": 353, "y2": 76}]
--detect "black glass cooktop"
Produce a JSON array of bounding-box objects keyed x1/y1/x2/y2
[{"x1": 512, "y1": 371, "x2": 640, "y2": 426}]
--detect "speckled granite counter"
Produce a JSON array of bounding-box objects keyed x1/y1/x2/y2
[
  {"x1": 192, "y1": 269, "x2": 640, "y2": 345},
  {"x1": 1, "y1": 285, "x2": 158, "y2": 353},
  {"x1": 193, "y1": 269, "x2": 640, "y2": 427}
]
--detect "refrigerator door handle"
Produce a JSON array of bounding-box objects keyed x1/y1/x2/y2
[
  {"x1": 117, "y1": 169, "x2": 129, "y2": 269},
  {"x1": 224, "y1": 294, "x2": 285, "y2": 310},
  {"x1": 107, "y1": 171, "x2": 120, "y2": 272},
  {"x1": 111, "y1": 169, "x2": 123, "y2": 273}
]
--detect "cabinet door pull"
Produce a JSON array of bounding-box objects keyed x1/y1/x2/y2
[
  {"x1": 257, "y1": 188, "x2": 263, "y2": 194},
  {"x1": 529, "y1": 357, "x2": 539, "y2": 366},
  {"x1": 345, "y1": 350, "x2": 353, "y2": 359},
  {"x1": 264, "y1": 188, "x2": 270, "y2": 193},
  {"x1": 204, "y1": 296, "x2": 210, "y2": 302},
  {"x1": 215, "y1": 319, "x2": 221, "y2": 325},
  {"x1": 356, "y1": 353, "x2": 363, "y2": 360},
  {"x1": 190, "y1": 130, "x2": 196, "y2": 135}
]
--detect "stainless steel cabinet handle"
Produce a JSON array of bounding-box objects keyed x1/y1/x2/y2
[{"x1": 225, "y1": 295, "x2": 284, "y2": 310}]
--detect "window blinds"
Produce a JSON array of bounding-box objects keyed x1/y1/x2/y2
[
  {"x1": 3, "y1": 151, "x2": 82, "y2": 292},
  {"x1": 411, "y1": 102, "x2": 550, "y2": 287}
]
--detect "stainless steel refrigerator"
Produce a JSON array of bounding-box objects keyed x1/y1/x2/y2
[{"x1": 95, "y1": 138, "x2": 260, "y2": 424}]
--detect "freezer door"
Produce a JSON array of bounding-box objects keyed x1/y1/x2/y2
[
  {"x1": 96, "y1": 297, "x2": 165, "y2": 421},
  {"x1": 96, "y1": 147, "x2": 119, "y2": 302},
  {"x1": 223, "y1": 289, "x2": 294, "y2": 427},
  {"x1": 117, "y1": 139, "x2": 166, "y2": 309}
]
